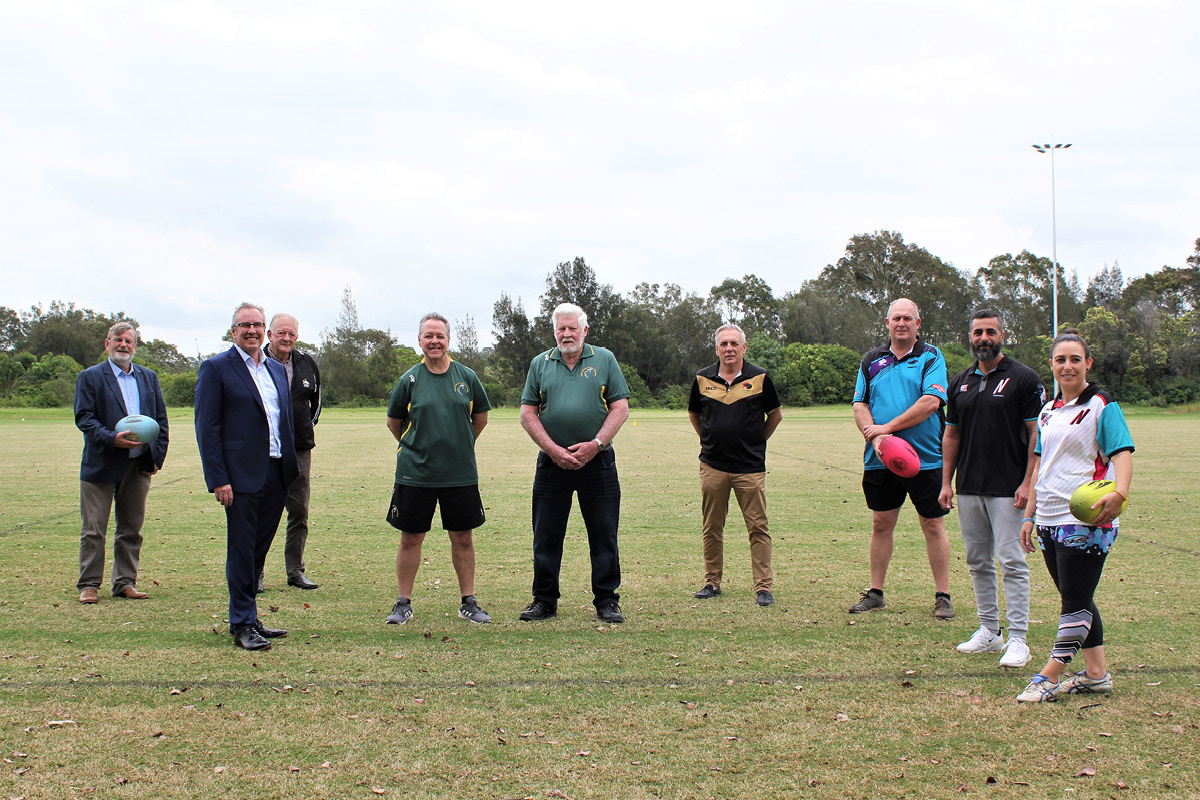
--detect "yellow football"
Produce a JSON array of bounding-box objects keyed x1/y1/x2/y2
[{"x1": 1068, "y1": 480, "x2": 1127, "y2": 524}]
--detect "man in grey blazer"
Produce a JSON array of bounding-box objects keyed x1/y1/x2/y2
[{"x1": 74, "y1": 321, "x2": 170, "y2": 603}]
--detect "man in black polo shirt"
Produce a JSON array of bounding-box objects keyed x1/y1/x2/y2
[
  {"x1": 939, "y1": 309, "x2": 1045, "y2": 668},
  {"x1": 688, "y1": 323, "x2": 783, "y2": 606}
]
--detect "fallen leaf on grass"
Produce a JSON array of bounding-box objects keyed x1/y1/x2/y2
[
  {"x1": 986, "y1": 776, "x2": 997, "y2": 784},
  {"x1": 1146, "y1": 681, "x2": 1162, "y2": 686},
  {"x1": 807, "y1": 779, "x2": 819, "y2": 787},
  {"x1": 1116, "y1": 779, "x2": 1128, "y2": 789},
  {"x1": 372, "y1": 789, "x2": 385, "y2": 795},
  {"x1": 835, "y1": 713, "x2": 850, "y2": 722},
  {"x1": 45, "y1": 720, "x2": 76, "y2": 728},
  {"x1": 1074, "y1": 767, "x2": 1096, "y2": 778},
  {"x1": 268, "y1": 606, "x2": 279, "y2": 613},
  {"x1": 213, "y1": 767, "x2": 225, "y2": 773},
  {"x1": 169, "y1": 688, "x2": 182, "y2": 695},
  {"x1": 576, "y1": 750, "x2": 591, "y2": 757},
  {"x1": 288, "y1": 766, "x2": 300, "y2": 772},
  {"x1": 114, "y1": 777, "x2": 127, "y2": 785},
  {"x1": 319, "y1": 762, "x2": 331, "y2": 769}
]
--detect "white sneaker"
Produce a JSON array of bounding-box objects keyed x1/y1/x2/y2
[
  {"x1": 1015, "y1": 674, "x2": 1060, "y2": 703},
  {"x1": 999, "y1": 637, "x2": 1031, "y2": 668},
  {"x1": 956, "y1": 626, "x2": 1005, "y2": 654}
]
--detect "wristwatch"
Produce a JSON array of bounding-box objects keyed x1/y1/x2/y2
[{"x1": 593, "y1": 437, "x2": 609, "y2": 451}]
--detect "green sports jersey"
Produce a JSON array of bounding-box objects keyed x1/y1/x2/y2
[
  {"x1": 520, "y1": 344, "x2": 630, "y2": 447},
  {"x1": 387, "y1": 359, "x2": 491, "y2": 487}
]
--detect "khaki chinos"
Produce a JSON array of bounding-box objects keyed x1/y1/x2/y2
[{"x1": 699, "y1": 461, "x2": 772, "y2": 592}]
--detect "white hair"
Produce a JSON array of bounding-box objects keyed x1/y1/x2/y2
[
  {"x1": 551, "y1": 302, "x2": 588, "y2": 330},
  {"x1": 714, "y1": 323, "x2": 746, "y2": 346}
]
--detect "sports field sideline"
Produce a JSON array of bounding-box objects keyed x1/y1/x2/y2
[{"x1": 1, "y1": 406, "x2": 1197, "y2": 799}]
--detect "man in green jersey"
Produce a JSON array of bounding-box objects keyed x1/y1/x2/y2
[
  {"x1": 519, "y1": 303, "x2": 631, "y2": 624},
  {"x1": 384, "y1": 313, "x2": 492, "y2": 625}
]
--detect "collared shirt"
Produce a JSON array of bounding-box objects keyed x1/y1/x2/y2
[
  {"x1": 1033, "y1": 383, "x2": 1134, "y2": 527},
  {"x1": 108, "y1": 358, "x2": 146, "y2": 458},
  {"x1": 236, "y1": 346, "x2": 283, "y2": 458},
  {"x1": 520, "y1": 344, "x2": 631, "y2": 447},
  {"x1": 946, "y1": 355, "x2": 1045, "y2": 496},
  {"x1": 688, "y1": 360, "x2": 781, "y2": 474},
  {"x1": 853, "y1": 339, "x2": 948, "y2": 470}
]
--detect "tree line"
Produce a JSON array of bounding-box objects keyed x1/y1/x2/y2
[{"x1": 3, "y1": 231, "x2": 1198, "y2": 409}]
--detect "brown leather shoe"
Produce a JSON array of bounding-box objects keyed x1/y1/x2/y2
[
  {"x1": 118, "y1": 586, "x2": 149, "y2": 600},
  {"x1": 79, "y1": 588, "x2": 99, "y2": 604}
]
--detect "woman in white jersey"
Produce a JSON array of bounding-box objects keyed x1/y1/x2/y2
[{"x1": 1015, "y1": 330, "x2": 1134, "y2": 703}]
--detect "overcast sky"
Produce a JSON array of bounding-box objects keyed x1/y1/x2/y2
[{"x1": 3, "y1": 1, "x2": 1197, "y2": 356}]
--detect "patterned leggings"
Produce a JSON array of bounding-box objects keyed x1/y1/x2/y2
[{"x1": 1037, "y1": 527, "x2": 1108, "y2": 663}]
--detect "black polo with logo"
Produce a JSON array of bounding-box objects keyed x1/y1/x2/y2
[
  {"x1": 687, "y1": 360, "x2": 781, "y2": 474},
  {"x1": 945, "y1": 355, "x2": 1045, "y2": 496}
]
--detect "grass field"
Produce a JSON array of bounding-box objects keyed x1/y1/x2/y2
[{"x1": 1, "y1": 405, "x2": 1198, "y2": 799}]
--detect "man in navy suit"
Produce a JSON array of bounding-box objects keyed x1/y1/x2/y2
[
  {"x1": 195, "y1": 303, "x2": 299, "y2": 651},
  {"x1": 74, "y1": 322, "x2": 170, "y2": 604}
]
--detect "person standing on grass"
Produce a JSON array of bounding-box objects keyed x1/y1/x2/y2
[
  {"x1": 195, "y1": 303, "x2": 298, "y2": 651},
  {"x1": 384, "y1": 313, "x2": 492, "y2": 626},
  {"x1": 850, "y1": 298, "x2": 955, "y2": 620},
  {"x1": 518, "y1": 302, "x2": 631, "y2": 624},
  {"x1": 687, "y1": 323, "x2": 783, "y2": 607},
  {"x1": 261, "y1": 312, "x2": 322, "y2": 592},
  {"x1": 1015, "y1": 330, "x2": 1134, "y2": 703},
  {"x1": 940, "y1": 310, "x2": 1044, "y2": 669},
  {"x1": 74, "y1": 321, "x2": 170, "y2": 604}
]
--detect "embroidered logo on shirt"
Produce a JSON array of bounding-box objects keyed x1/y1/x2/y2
[
  {"x1": 582, "y1": 367, "x2": 598, "y2": 379},
  {"x1": 993, "y1": 378, "x2": 1010, "y2": 396}
]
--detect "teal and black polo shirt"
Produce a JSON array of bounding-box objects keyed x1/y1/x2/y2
[
  {"x1": 687, "y1": 361, "x2": 781, "y2": 474},
  {"x1": 520, "y1": 344, "x2": 630, "y2": 447},
  {"x1": 387, "y1": 358, "x2": 490, "y2": 487},
  {"x1": 853, "y1": 339, "x2": 949, "y2": 471}
]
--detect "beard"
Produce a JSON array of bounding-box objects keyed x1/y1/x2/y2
[
  {"x1": 972, "y1": 342, "x2": 1001, "y2": 362},
  {"x1": 110, "y1": 352, "x2": 134, "y2": 368}
]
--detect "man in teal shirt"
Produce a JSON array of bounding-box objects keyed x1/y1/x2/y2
[
  {"x1": 384, "y1": 313, "x2": 492, "y2": 625},
  {"x1": 519, "y1": 303, "x2": 631, "y2": 624}
]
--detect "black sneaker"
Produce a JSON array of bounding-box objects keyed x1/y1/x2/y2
[
  {"x1": 693, "y1": 584, "x2": 722, "y2": 599},
  {"x1": 519, "y1": 600, "x2": 556, "y2": 621},
  {"x1": 596, "y1": 603, "x2": 625, "y2": 624},
  {"x1": 756, "y1": 590, "x2": 774, "y2": 606},
  {"x1": 386, "y1": 599, "x2": 413, "y2": 625}
]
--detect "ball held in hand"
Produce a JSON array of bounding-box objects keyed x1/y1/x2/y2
[
  {"x1": 1069, "y1": 479, "x2": 1126, "y2": 524},
  {"x1": 878, "y1": 435, "x2": 920, "y2": 478},
  {"x1": 116, "y1": 414, "x2": 160, "y2": 444}
]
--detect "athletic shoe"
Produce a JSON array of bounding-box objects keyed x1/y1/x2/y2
[
  {"x1": 756, "y1": 590, "x2": 774, "y2": 606},
  {"x1": 848, "y1": 590, "x2": 886, "y2": 614},
  {"x1": 458, "y1": 596, "x2": 491, "y2": 624},
  {"x1": 934, "y1": 595, "x2": 955, "y2": 620},
  {"x1": 999, "y1": 638, "x2": 1031, "y2": 669},
  {"x1": 956, "y1": 626, "x2": 1005, "y2": 654},
  {"x1": 596, "y1": 603, "x2": 625, "y2": 624},
  {"x1": 1015, "y1": 674, "x2": 1060, "y2": 703},
  {"x1": 385, "y1": 599, "x2": 413, "y2": 625},
  {"x1": 693, "y1": 584, "x2": 722, "y2": 599},
  {"x1": 519, "y1": 600, "x2": 556, "y2": 621},
  {"x1": 1057, "y1": 670, "x2": 1113, "y2": 695}
]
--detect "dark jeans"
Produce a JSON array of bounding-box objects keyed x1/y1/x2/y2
[
  {"x1": 1038, "y1": 528, "x2": 1107, "y2": 662},
  {"x1": 531, "y1": 448, "x2": 621, "y2": 609}
]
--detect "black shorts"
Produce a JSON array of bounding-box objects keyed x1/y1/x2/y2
[
  {"x1": 386, "y1": 484, "x2": 486, "y2": 533},
  {"x1": 862, "y1": 467, "x2": 947, "y2": 519}
]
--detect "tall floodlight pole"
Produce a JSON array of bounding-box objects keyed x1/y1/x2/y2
[{"x1": 1031, "y1": 142, "x2": 1072, "y2": 337}]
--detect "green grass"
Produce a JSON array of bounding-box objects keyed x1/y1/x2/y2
[{"x1": 1, "y1": 405, "x2": 1198, "y2": 799}]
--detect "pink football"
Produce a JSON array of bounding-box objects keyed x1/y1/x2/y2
[{"x1": 879, "y1": 436, "x2": 920, "y2": 478}]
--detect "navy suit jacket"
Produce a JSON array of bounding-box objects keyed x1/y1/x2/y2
[
  {"x1": 194, "y1": 346, "x2": 299, "y2": 494},
  {"x1": 74, "y1": 360, "x2": 170, "y2": 483}
]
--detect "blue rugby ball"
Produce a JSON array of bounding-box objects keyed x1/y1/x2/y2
[{"x1": 116, "y1": 414, "x2": 160, "y2": 444}]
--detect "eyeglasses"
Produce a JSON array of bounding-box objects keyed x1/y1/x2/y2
[{"x1": 234, "y1": 321, "x2": 266, "y2": 330}]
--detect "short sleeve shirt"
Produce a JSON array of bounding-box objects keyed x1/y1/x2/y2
[
  {"x1": 520, "y1": 344, "x2": 630, "y2": 447},
  {"x1": 387, "y1": 359, "x2": 491, "y2": 487},
  {"x1": 945, "y1": 356, "x2": 1045, "y2": 496},
  {"x1": 853, "y1": 339, "x2": 948, "y2": 470},
  {"x1": 1033, "y1": 383, "x2": 1134, "y2": 527},
  {"x1": 687, "y1": 361, "x2": 781, "y2": 474}
]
